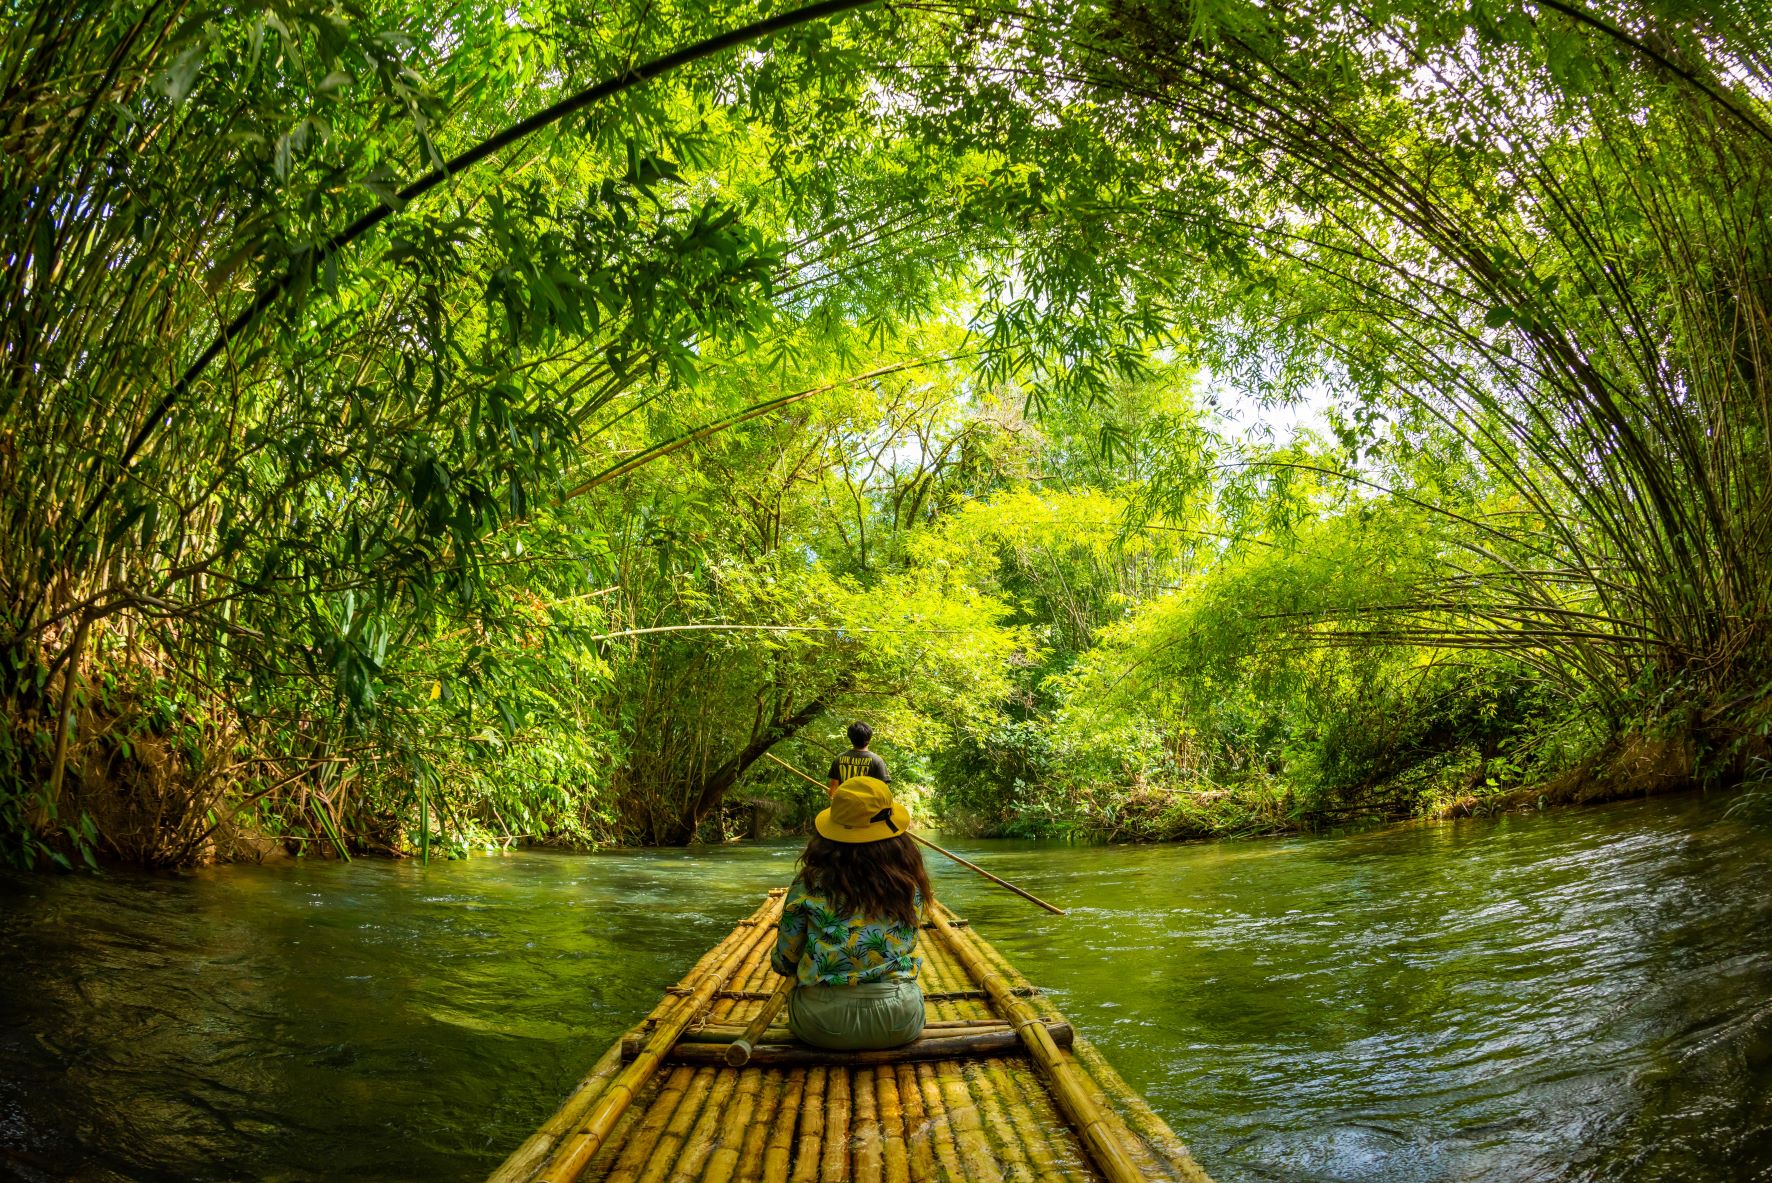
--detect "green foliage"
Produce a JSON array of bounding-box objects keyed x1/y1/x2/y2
[{"x1": 5, "y1": 0, "x2": 1769, "y2": 862}]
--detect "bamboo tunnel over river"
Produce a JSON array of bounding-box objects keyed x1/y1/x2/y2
[{"x1": 2, "y1": 795, "x2": 1770, "y2": 1182}]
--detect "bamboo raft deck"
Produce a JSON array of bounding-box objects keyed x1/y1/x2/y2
[{"x1": 488, "y1": 889, "x2": 1214, "y2": 1183}]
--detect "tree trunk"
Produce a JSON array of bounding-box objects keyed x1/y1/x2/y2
[{"x1": 653, "y1": 694, "x2": 834, "y2": 844}]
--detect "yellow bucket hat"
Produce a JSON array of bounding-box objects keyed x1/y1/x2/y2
[{"x1": 815, "y1": 777, "x2": 911, "y2": 844}]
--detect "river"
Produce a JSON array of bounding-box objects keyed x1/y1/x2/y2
[{"x1": 1, "y1": 793, "x2": 1768, "y2": 1182}]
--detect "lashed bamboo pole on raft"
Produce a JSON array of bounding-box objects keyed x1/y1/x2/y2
[
  {"x1": 761, "y1": 751, "x2": 1067, "y2": 915},
  {"x1": 528, "y1": 888, "x2": 787, "y2": 1183},
  {"x1": 927, "y1": 902, "x2": 1149, "y2": 1183},
  {"x1": 957, "y1": 910, "x2": 1214, "y2": 1183},
  {"x1": 725, "y1": 974, "x2": 794, "y2": 1066},
  {"x1": 657, "y1": 1021, "x2": 1074, "y2": 1066},
  {"x1": 487, "y1": 891, "x2": 790, "y2": 1183}
]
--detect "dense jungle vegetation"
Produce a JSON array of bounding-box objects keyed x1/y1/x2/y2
[{"x1": 3, "y1": 0, "x2": 1770, "y2": 867}]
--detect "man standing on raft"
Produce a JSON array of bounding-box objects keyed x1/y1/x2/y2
[
  {"x1": 827, "y1": 720, "x2": 889, "y2": 793},
  {"x1": 769, "y1": 773, "x2": 930, "y2": 1051}
]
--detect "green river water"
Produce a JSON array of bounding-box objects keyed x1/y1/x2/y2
[{"x1": 2, "y1": 793, "x2": 1769, "y2": 1182}]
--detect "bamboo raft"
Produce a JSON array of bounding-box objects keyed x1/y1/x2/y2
[{"x1": 487, "y1": 889, "x2": 1214, "y2": 1183}]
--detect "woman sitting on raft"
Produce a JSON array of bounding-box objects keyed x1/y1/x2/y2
[{"x1": 769, "y1": 777, "x2": 931, "y2": 1050}]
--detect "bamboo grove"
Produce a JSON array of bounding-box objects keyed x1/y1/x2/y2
[{"x1": 2, "y1": 0, "x2": 1768, "y2": 866}]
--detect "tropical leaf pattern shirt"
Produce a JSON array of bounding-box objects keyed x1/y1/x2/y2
[{"x1": 770, "y1": 877, "x2": 923, "y2": 987}]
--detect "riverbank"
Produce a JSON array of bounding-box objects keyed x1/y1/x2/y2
[{"x1": 1004, "y1": 725, "x2": 1772, "y2": 845}]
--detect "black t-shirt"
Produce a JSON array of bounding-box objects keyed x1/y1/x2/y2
[{"x1": 828, "y1": 749, "x2": 889, "y2": 784}]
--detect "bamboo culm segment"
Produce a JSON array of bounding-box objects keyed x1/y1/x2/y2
[
  {"x1": 532, "y1": 890, "x2": 787, "y2": 1183},
  {"x1": 957, "y1": 906, "x2": 1215, "y2": 1183},
  {"x1": 658, "y1": 1017, "x2": 1029, "y2": 1048},
  {"x1": 929, "y1": 903, "x2": 1149, "y2": 1183},
  {"x1": 483, "y1": 1037, "x2": 628, "y2": 1183},
  {"x1": 653, "y1": 1022, "x2": 1074, "y2": 1067},
  {"x1": 725, "y1": 975, "x2": 794, "y2": 1066},
  {"x1": 485, "y1": 899, "x2": 784, "y2": 1183}
]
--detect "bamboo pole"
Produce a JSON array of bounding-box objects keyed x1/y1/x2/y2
[
  {"x1": 761, "y1": 1069, "x2": 806, "y2": 1183},
  {"x1": 702, "y1": 1068, "x2": 763, "y2": 1183},
  {"x1": 665, "y1": 1017, "x2": 1032, "y2": 1046},
  {"x1": 956, "y1": 909, "x2": 1214, "y2": 1183},
  {"x1": 895, "y1": 1063, "x2": 934, "y2": 1183},
  {"x1": 662, "y1": 1067, "x2": 736, "y2": 1183},
  {"x1": 788, "y1": 1066, "x2": 826, "y2": 1183},
  {"x1": 927, "y1": 905, "x2": 1148, "y2": 1183},
  {"x1": 653, "y1": 1023, "x2": 1073, "y2": 1067},
  {"x1": 602, "y1": 1066, "x2": 698, "y2": 1183},
  {"x1": 484, "y1": 1035, "x2": 629, "y2": 1183},
  {"x1": 725, "y1": 975, "x2": 794, "y2": 1066},
  {"x1": 704, "y1": 986, "x2": 1011, "y2": 1004},
  {"x1": 535, "y1": 891, "x2": 787, "y2": 1183},
  {"x1": 941, "y1": 1068, "x2": 1005, "y2": 1183},
  {"x1": 987, "y1": 1062, "x2": 1088, "y2": 1183},
  {"x1": 731, "y1": 1069, "x2": 784, "y2": 1183},
  {"x1": 854, "y1": 1068, "x2": 883, "y2": 1183},
  {"x1": 761, "y1": 752, "x2": 1066, "y2": 915},
  {"x1": 821, "y1": 1067, "x2": 852, "y2": 1183},
  {"x1": 629, "y1": 1067, "x2": 716, "y2": 1183},
  {"x1": 964, "y1": 1063, "x2": 1037, "y2": 1183},
  {"x1": 915, "y1": 1062, "x2": 968, "y2": 1183},
  {"x1": 873, "y1": 1065, "x2": 910, "y2": 1183}
]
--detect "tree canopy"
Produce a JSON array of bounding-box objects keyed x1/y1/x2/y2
[{"x1": 3, "y1": 0, "x2": 1768, "y2": 865}]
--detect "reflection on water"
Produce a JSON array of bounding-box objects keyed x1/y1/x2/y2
[{"x1": 1, "y1": 795, "x2": 1768, "y2": 1182}]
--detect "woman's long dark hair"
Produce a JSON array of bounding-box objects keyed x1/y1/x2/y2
[{"x1": 797, "y1": 833, "x2": 934, "y2": 929}]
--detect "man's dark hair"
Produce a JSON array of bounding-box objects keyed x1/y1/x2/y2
[{"x1": 847, "y1": 721, "x2": 873, "y2": 748}]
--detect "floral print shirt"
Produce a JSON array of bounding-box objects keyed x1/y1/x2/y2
[{"x1": 769, "y1": 877, "x2": 923, "y2": 987}]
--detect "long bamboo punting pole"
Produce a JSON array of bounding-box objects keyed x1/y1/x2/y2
[
  {"x1": 531, "y1": 889, "x2": 787, "y2": 1183},
  {"x1": 761, "y1": 751, "x2": 1067, "y2": 915},
  {"x1": 927, "y1": 903, "x2": 1147, "y2": 1183},
  {"x1": 725, "y1": 974, "x2": 794, "y2": 1066}
]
